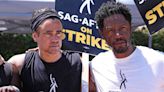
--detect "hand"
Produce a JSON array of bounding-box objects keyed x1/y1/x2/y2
[
  {"x1": 0, "y1": 54, "x2": 5, "y2": 65},
  {"x1": 0, "y1": 86, "x2": 20, "y2": 92}
]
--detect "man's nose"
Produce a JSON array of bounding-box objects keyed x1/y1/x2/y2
[
  {"x1": 114, "y1": 30, "x2": 122, "y2": 36},
  {"x1": 116, "y1": 32, "x2": 120, "y2": 36}
]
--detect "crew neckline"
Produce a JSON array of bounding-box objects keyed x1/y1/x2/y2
[{"x1": 113, "y1": 46, "x2": 139, "y2": 64}]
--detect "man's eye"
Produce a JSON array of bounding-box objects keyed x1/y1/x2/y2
[
  {"x1": 46, "y1": 32, "x2": 51, "y2": 35},
  {"x1": 56, "y1": 31, "x2": 63, "y2": 36},
  {"x1": 56, "y1": 31, "x2": 62, "y2": 34},
  {"x1": 43, "y1": 32, "x2": 53, "y2": 37},
  {"x1": 103, "y1": 30, "x2": 111, "y2": 36},
  {"x1": 121, "y1": 27, "x2": 128, "y2": 32}
]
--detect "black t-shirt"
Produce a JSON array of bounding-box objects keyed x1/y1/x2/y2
[
  {"x1": 0, "y1": 63, "x2": 12, "y2": 86},
  {"x1": 21, "y1": 51, "x2": 82, "y2": 92}
]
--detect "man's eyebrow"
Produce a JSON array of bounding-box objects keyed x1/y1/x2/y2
[
  {"x1": 56, "y1": 30, "x2": 63, "y2": 32},
  {"x1": 105, "y1": 26, "x2": 112, "y2": 29},
  {"x1": 45, "y1": 30, "x2": 53, "y2": 32}
]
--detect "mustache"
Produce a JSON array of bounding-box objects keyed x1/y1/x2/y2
[
  {"x1": 49, "y1": 41, "x2": 60, "y2": 45},
  {"x1": 114, "y1": 38, "x2": 126, "y2": 42}
]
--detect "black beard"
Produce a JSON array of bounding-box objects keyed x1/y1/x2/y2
[
  {"x1": 113, "y1": 38, "x2": 129, "y2": 53},
  {"x1": 113, "y1": 46, "x2": 128, "y2": 53}
]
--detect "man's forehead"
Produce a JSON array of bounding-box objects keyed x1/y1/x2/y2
[
  {"x1": 105, "y1": 14, "x2": 126, "y2": 21},
  {"x1": 104, "y1": 15, "x2": 129, "y2": 26}
]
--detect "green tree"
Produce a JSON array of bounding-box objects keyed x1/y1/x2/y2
[
  {"x1": 0, "y1": 33, "x2": 36, "y2": 60},
  {"x1": 152, "y1": 29, "x2": 164, "y2": 51}
]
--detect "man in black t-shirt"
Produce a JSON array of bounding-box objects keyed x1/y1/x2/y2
[{"x1": 8, "y1": 8, "x2": 82, "y2": 92}]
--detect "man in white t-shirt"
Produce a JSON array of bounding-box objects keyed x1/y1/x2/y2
[{"x1": 90, "y1": 1, "x2": 164, "y2": 92}]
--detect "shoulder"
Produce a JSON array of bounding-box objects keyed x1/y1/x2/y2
[
  {"x1": 62, "y1": 50, "x2": 81, "y2": 57},
  {"x1": 8, "y1": 54, "x2": 25, "y2": 64},
  {"x1": 137, "y1": 46, "x2": 164, "y2": 64},
  {"x1": 137, "y1": 46, "x2": 164, "y2": 58},
  {"x1": 62, "y1": 50, "x2": 82, "y2": 66},
  {"x1": 91, "y1": 50, "x2": 113, "y2": 64},
  {"x1": 62, "y1": 50, "x2": 81, "y2": 61},
  {"x1": 8, "y1": 54, "x2": 26, "y2": 73},
  {"x1": 90, "y1": 50, "x2": 114, "y2": 70}
]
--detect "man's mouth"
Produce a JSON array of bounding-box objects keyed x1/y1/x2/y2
[
  {"x1": 50, "y1": 43, "x2": 59, "y2": 48},
  {"x1": 113, "y1": 39, "x2": 126, "y2": 46}
]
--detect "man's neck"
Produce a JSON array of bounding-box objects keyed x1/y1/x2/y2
[
  {"x1": 114, "y1": 45, "x2": 136, "y2": 58},
  {"x1": 39, "y1": 50, "x2": 62, "y2": 63}
]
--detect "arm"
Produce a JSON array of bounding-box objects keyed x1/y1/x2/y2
[
  {"x1": 0, "y1": 54, "x2": 26, "y2": 92},
  {"x1": 0, "y1": 65, "x2": 20, "y2": 92},
  {"x1": 0, "y1": 63, "x2": 21, "y2": 92},
  {"x1": 8, "y1": 54, "x2": 25, "y2": 74},
  {"x1": 0, "y1": 54, "x2": 5, "y2": 65},
  {"x1": 0, "y1": 54, "x2": 25, "y2": 92},
  {"x1": 89, "y1": 68, "x2": 97, "y2": 92},
  {"x1": 10, "y1": 64, "x2": 21, "y2": 88}
]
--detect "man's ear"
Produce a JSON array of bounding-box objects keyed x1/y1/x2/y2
[{"x1": 32, "y1": 32, "x2": 38, "y2": 42}]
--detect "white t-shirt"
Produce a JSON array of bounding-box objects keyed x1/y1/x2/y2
[{"x1": 90, "y1": 46, "x2": 164, "y2": 92}]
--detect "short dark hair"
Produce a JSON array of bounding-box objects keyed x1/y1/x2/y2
[
  {"x1": 31, "y1": 8, "x2": 60, "y2": 32},
  {"x1": 95, "y1": 1, "x2": 131, "y2": 30}
]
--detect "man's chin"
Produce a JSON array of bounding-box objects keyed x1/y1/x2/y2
[
  {"x1": 113, "y1": 46, "x2": 128, "y2": 53},
  {"x1": 48, "y1": 48, "x2": 61, "y2": 54}
]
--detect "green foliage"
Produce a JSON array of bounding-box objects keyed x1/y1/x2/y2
[
  {"x1": 132, "y1": 31, "x2": 148, "y2": 47},
  {"x1": 132, "y1": 28, "x2": 164, "y2": 52},
  {"x1": 0, "y1": 33, "x2": 36, "y2": 60},
  {"x1": 152, "y1": 29, "x2": 164, "y2": 51}
]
